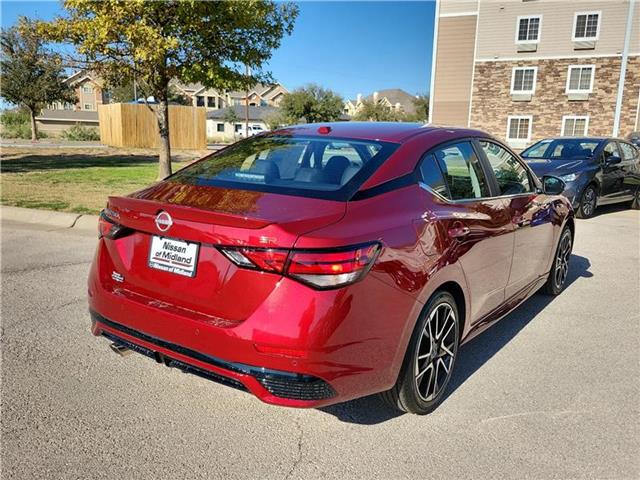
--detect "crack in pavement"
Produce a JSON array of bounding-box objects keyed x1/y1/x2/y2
[
  {"x1": 2, "y1": 260, "x2": 91, "y2": 275},
  {"x1": 283, "y1": 418, "x2": 305, "y2": 480}
]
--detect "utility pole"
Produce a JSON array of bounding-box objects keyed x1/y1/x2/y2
[{"x1": 245, "y1": 64, "x2": 250, "y2": 138}]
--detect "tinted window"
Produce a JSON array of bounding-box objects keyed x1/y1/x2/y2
[
  {"x1": 620, "y1": 142, "x2": 638, "y2": 161},
  {"x1": 602, "y1": 142, "x2": 621, "y2": 162},
  {"x1": 419, "y1": 154, "x2": 448, "y2": 198},
  {"x1": 169, "y1": 135, "x2": 398, "y2": 200},
  {"x1": 480, "y1": 141, "x2": 533, "y2": 195},
  {"x1": 432, "y1": 142, "x2": 490, "y2": 200},
  {"x1": 522, "y1": 139, "x2": 601, "y2": 159}
]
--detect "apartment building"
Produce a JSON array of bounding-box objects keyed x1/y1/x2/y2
[
  {"x1": 173, "y1": 82, "x2": 289, "y2": 111},
  {"x1": 49, "y1": 70, "x2": 107, "y2": 112},
  {"x1": 344, "y1": 89, "x2": 419, "y2": 117},
  {"x1": 430, "y1": 0, "x2": 640, "y2": 149}
]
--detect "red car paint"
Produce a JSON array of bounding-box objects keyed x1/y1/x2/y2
[{"x1": 88, "y1": 123, "x2": 573, "y2": 408}]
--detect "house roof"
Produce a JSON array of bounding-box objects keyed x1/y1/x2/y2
[
  {"x1": 365, "y1": 88, "x2": 417, "y2": 114},
  {"x1": 36, "y1": 109, "x2": 99, "y2": 122},
  {"x1": 207, "y1": 105, "x2": 278, "y2": 122}
]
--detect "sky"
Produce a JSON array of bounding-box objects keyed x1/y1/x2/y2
[{"x1": 0, "y1": 0, "x2": 436, "y2": 100}]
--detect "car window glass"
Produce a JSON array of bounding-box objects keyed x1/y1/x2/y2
[
  {"x1": 522, "y1": 139, "x2": 599, "y2": 159},
  {"x1": 480, "y1": 141, "x2": 533, "y2": 195},
  {"x1": 602, "y1": 142, "x2": 621, "y2": 161},
  {"x1": 419, "y1": 154, "x2": 449, "y2": 198},
  {"x1": 320, "y1": 142, "x2": 370, "y2": 167},
  {"x1": 522, "y1": 140, "x2": 551, "y2": 158},
  {"x1": 620, "y1": 142, "x2": 638, "y2": 161},
  {"x1": 170, "y1": 136, "x2": 398, "y2": 200},
  {"x1": 432, "y1": 142, "x2": 490, "y2": 200}
]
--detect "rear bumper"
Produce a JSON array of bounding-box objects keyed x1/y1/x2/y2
[
  {"x1": 91, "y1": 311, "x2": 336, "y2": 405},
  {"x1": 88, "y1": 254, "x2": 419, "y2": 407}
]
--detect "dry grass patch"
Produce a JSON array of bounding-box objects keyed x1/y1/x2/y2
[{"x1": 1, "y1": 146, "x2": 208, "y2": 214}]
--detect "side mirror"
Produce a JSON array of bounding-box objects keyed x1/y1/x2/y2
[
  {"x1": 605, "y1": 155, "x2": 622, "y2": 166},
  {"x1": 542, "y1": 175, "x2": 566, "y2": 195}
]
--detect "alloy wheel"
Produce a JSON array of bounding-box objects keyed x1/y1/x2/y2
[
  {"x1": 414, "y1": 302, "x2": 457, "y2": 402},
  {"x1": 581, "y1": 188, "x2": 596, "y2": 217},
  {"x1": 554, "y1": 232, "x2": 572, "y2": 289}
]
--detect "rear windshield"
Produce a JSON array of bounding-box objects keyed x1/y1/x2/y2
[
  {"x1": 169, "y1": 135, "x2": 399, "y2": 200},
  {"x1": 521, "y1": 139, "x2": 602, "y2": 159}
]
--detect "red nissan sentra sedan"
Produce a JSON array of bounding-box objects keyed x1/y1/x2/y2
[{"x1": 88, "y1": 122, "x2": 574, "y2": 414}]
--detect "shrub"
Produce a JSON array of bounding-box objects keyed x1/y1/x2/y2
[
  {"x1": 0, "y1": 110, "x2": 30, "y2": 127},
  {"x1": 1, "y1": 122, "x2": 47, "y2": 139},
  {"x1": 61, "y1": 124, "x2": 100, "y2": 141}
]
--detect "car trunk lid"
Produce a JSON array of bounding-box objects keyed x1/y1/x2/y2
[{"x1": 100, "y1": 182, "x2": 346, "y2": 322}]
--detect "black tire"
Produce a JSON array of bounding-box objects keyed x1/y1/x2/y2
[
  {"x1": 576, "y1": 184, "x2": 597, "y2": 219},
  {"x1": 381, "y1": 291, "x2": 460, "y2": 415},
  {"x1": 631, "y1": 186, "x2": 640, "y2": 210},
  {"x1": 543, "y1": 226, "x2": 573, "y2": 295}
]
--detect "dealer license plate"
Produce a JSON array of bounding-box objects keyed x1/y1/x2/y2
[{"x1": 148, "y1": 236, "x2": 199, "y2": 277}]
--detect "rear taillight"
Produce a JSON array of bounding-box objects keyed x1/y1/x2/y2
[
  {"x1": 220, "y1": 248, "x2": 288, "y2": 273},
  {"x1": 98, "y1": 209, "x2": 132, "y2": 240},
  {"x1": 219, "y1": 243, "x2": 381, "y2": 289}
]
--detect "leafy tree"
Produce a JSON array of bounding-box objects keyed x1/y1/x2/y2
[
  {"x1": 353, "y1": 99, "x2": 397, "y2": 122},
  {"x1": 279, "y1": 84, "x2": 344, "y2": 124},
  {"x1": 40, "y1": 1, "x2": 298, "y2": 179},
  {"x1": 108, "y1": 80, "x2": 136, "y2": 103},
  {"x1": 412, "y1": 94, "x2": 429, "y2": 122},
  {"x1": 110, "y1": 80, "x2": 191, "y2": 105},
  {"x1": 0, "y1": 17, "x2": 75, "y2": 141},
  {"x1": 263, "y1": 110, "x2": 290, "y2": 130},
  {"x1": 222, "y1": 107, "x2": 240, "y2": 126}
]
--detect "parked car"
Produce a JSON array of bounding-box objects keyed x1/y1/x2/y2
[
  {"x1": 236, "y1": 124, "x2": 266, "y2": 138},
  {"x1": 522, "y1": 137, "x2": 640, "y2": 218},
  {"x1": 89, "y1": 123, "x2": 574, "y2": 415}
]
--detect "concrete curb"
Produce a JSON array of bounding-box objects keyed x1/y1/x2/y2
[{"x1": 0, "y1": 206, "x2": 98, "y2": 232}]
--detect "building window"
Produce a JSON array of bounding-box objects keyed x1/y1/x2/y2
[
  {"x1": 566, "y1": 65, "x2": 595, "y2": 93},
  {"x1": 82, "y1": 86, "x2": 93, "y2": 94},
  {"x1": 83, "y1": 103, "x2": 93, "y2": 111},
  {"x1": 561, "y1": 116, "x2": 589, "y2": 137},
  {"x1": 511, "y1": 67, "x2": 538, "y2": 94},
  {"x1": 207, "y1": 97, "x2": 216, "y2": 108},
  {"x1": 516, "y1": 16, "x2": 541, "y2": 43},
  {"x1": 196, "y1": 96, "x2": 205, "y2": 107},
  {"x1": 234, "y1": 123, "x2": 242, "y2": 132},
  {"x1": 216, "y1": 123, "x2": 225, "y2": 132},
  {"x1": 573, "y1": 12, "x2": 600, "y2": 41},
  {"x1": 507, "y1": 116, "x2": 532, "y2": 142}
]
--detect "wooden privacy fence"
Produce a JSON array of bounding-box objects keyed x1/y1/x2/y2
[{"x1": 98, "y1": 103, "x2": 206, "y2": 150}]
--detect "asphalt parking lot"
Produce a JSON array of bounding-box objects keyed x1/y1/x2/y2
[{"x1": 1, "y1": 206, "x2": 639, "y2": 479}]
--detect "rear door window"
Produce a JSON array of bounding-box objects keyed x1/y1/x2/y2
[
  {"x1": 620, "y1": 142, "x2": 638, "y2": 161},
  {"x1": 480, "y1": 141, "x2": 533, "y2": 195},
  {"x1": 419, "y1": 154, "x2": 449, "y2": 198},
  {"x1": 430, "y1": 142, "x2": 490, "y2": 200},
  {"x1": 602, "y1": 141, "x2": 621, "y2": 162},
  {"x1": 169, "y1": 135, "x2": 399, "y2": 201}
]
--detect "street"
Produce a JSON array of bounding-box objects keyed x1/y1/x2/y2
[{"x1": 1, "y1": 207, "x2": 639, "y2": 479}]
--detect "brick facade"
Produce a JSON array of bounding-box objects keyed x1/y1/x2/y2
[{"x1": 470, "y1": 56, "x2": 640, "y2": 146}]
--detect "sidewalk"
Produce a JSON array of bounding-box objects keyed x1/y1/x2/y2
[
  {"x1": 0, "y1": 205, "x2": 98, "y2": 232},
  {"x1": 1, "y1": 139, "x2": 106, "y2": 149}
]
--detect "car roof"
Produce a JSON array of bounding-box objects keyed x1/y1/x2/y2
[
  {"x1": 535, "y1": 137, "x2": 607, "y2": 143},
  {"x1": 268, "y1": 122, "x2": 490, "y2": 143}
]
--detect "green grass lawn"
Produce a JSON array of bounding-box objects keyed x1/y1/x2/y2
[{"x1": 0, "y1": 147, "x2": 202, "y2": 214}]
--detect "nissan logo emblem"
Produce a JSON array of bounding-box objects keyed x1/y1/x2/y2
[{"x1": 155, "y1": 211, "x2": 173, "y2": 232}]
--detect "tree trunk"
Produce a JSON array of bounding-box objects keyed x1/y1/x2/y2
[
  {"x1": 29, "y1": 108, "x2": 38, "y2": 142},
  {"x1": 156, "y1": 96, "x2": 172, "y2": 180}
]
